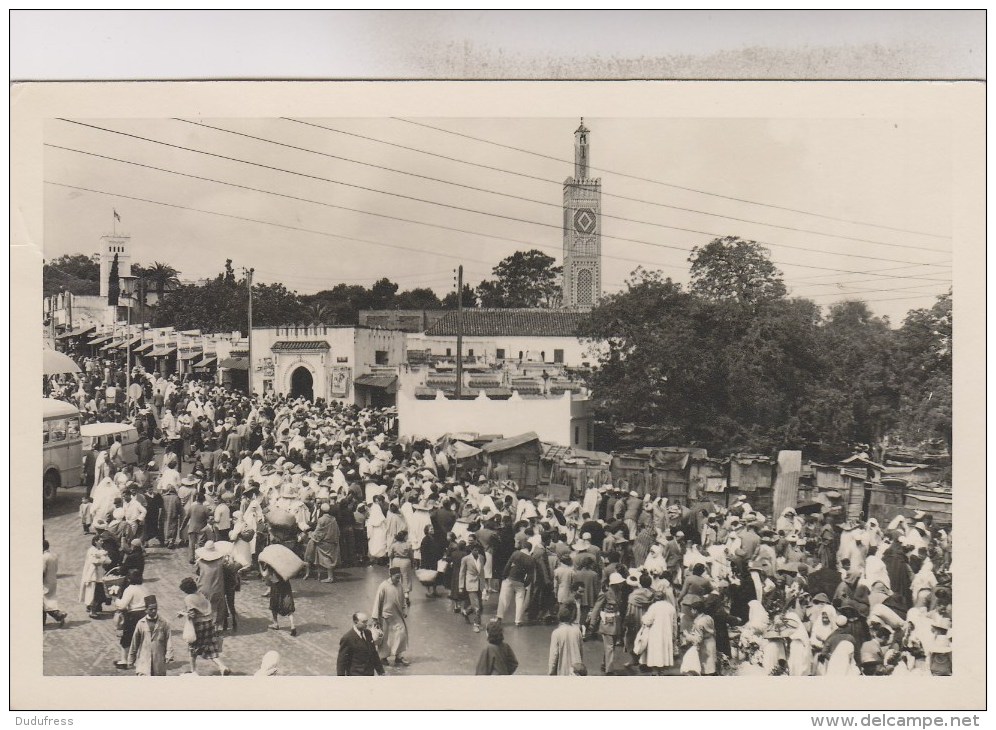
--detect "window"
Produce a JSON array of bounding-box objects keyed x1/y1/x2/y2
[
  {"x1": 518, "y1": 351, "x2": 523, "y2": 360},
  {"x1": 375, "y1": 350, "x2": 389, "y2": 365},
  {"x1": 43, "y1": 421, "x2": 50, "y2": 445},
  {"x1": 49, "y1": 419, "x2": 67, "y2": 443},
  {"x1": 541, "y1": 351, "x2": 546, "y2": 361},
  {"x1": 467, "y1": 349, "x2": 474, "y2": 357},
  {"x1": 446, "y1": 348, "x2": 452, "y2": 357},
  {"x1": 496, "y1": 348, "x2": 505, "y2": 360},
  {"x1": 575, "y1": 426, "x2": 580, "y2": 445},
  {"x1": 554, "y1": 349, "x2": 564, "y2": 364},
  {"x1": 576, "y1": 268, "x2": 594, "y2": 305}
]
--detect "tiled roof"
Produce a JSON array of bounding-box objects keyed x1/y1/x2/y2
[
  {"x1": 271, "y1": 340, "x2": 330, "y2": 352},
  {"x1": 424, "y1": 309, "x2": 589, "y2": 338}
]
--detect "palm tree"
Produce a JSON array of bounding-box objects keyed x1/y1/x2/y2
[
  {"x1": 141, "y1": 261, "x2": 181, "y2": 301},
  {"x1": 304, "y1": 301, "x2": 331, "y2": 325}
]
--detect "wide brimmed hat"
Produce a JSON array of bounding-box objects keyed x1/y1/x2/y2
[
  {"x1": 608, "y1": 573, "x2": 625, "y2": 586},
  {"x1": 195, "y1": 540, "x2": 226, "y2": 561}
]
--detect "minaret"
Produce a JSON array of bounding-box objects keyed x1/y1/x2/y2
[
  {"x1": 562, "y1": 118, "x2": 602, "y2": 309},
  {"x1": 99, "y1": 233, "x2": 131, "y2": 298}
]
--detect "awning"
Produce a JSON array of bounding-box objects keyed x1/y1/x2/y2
[
  {"x1": 87, "y1": 334, "x2": 113, "y2": 346},
  {"x1": 134, "y1": 342, "x2": 155, "y2": 354},
  {"x1": 56, "y1": 324, "x2": 95, "y2": 339},
  {"x1": 195, "y1": 356, "x2": 217, "y2": 368},
  {"x1": 151, "y1": 346, "x2": 177, "y2": 357},
  {"x1": 179, "y1": 350, "x2": 203, "y2": 361},
  {"x1": 219, "y1": 357, "x2": 249, "y2": 370},
  {"x1": 354, "y1": 374, "x2": 398, "y2": 393},
  {"x1": 99, "y1": 340, "x2": 120, "y2": 351},
  {"x1": 120, "y1": 335, "x2": 142, "y2": 348}
]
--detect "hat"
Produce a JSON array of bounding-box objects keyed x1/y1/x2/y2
[
  {"x1": 812, "y1": 593, "x2": 831, "y2": 605},
  {"x1": 608, "y1": 573, "x2": 625, "y2": 586},
  {"x1": 195, "y1": 541, "x2": 225, "y2": 561},
  {"x1": 180, "y1": 475, "x2": 198, "y2": 486},
  {"x1": 389, "y1": 567, "x2": 401, "y2": 576},
  {"x1": 629, "y1": 490, "x2": 639, "y2": 498},
  {"x1": 913, "y1": 522, "x2": 928, "y2": 532},
  {"x1": 144, "y1": 595, "x2": 158, "y2": 607},
  {"x1": 912, "y1": 510, "x2": 926, "y2": 520},
  {"x1": 130, "y1": 538, "x2": 143, "y2": 547}
]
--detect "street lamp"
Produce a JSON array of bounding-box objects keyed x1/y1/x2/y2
[{"x1": 119, "y1": 275, "x2": 137, "y2": 413}]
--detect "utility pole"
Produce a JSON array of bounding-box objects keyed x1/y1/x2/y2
[
  {"x1": 245, "y1": 267, "x2": 254, "y2": 396},
  {"x1": 455, "y1": 265, "x2": 463, "y2": 400}
]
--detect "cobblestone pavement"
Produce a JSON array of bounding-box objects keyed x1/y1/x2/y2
[{"x1": 44, "y1": 478, "x2": 641, "y2": 677}]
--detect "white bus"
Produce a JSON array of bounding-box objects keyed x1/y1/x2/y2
[{"x1": 43, "y1": 398, "x2": 83, "y2": 504}]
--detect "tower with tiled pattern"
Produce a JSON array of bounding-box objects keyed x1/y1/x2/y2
[{"x1": 562, "y1": 119, "x2": 601, "y2": 309}]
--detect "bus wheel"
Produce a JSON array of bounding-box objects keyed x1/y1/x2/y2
[{"x1": 43, "y1": 471, "x2": 60, "y2": 505}]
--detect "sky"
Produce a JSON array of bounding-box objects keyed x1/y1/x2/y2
[{"x1": 43, "y1": 115, "x2": 952, "y2": 323}]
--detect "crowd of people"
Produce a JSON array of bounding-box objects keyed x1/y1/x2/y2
[{"x1": 45, "y1": 356, "x2": 954, "y2": 677}]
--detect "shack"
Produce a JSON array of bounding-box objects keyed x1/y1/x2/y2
[
  {"x1": 541, "y1": 443, "x2": 613, "y2": 499},
  {"x1": 727, "y1": 454, "x2": 776, "y2": 514},
  {"x1": 482, "y1": 431, "x2": 543, "y2": 491}
]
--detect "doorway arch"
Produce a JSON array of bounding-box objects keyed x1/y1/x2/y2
[{"x1": 289, "y1": 365, "x2": 314, "y2": 402}]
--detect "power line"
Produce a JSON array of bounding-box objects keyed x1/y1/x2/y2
[
  {"x1": 806, "y1": 282, "x2": 948, "y2": 299},
  {"x1": 393, "y1": 117, "x2": 952, "y2": 241},
  {"x1": 45, "y1": 181, "x2": 948, "y2": 310},
  {"x1": 51, "y1": 120, "x2": 952, "y2": 284},
  {"x1": 188, "y1": 118, "x2": 949, "y2": 258},
  {"x1": 791, "y1": 261, "x2": 951, "y2": 283},
  {"x1": 44, "y1": 179, "x2": 499, "y2": 268},
  {"x1": 45, "y1": 141, "x2": 691, "y2": 275}
]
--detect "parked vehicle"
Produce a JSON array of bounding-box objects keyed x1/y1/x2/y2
[
  {"x1": 81, "y1": 422, "x2": 140, "y2": 468},
  {"x1": 43, "y1": 398, "x2": 83, "y2": 504}
]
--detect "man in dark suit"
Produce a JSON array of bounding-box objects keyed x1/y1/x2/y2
[{"x1": 337, "y1": 612, "x2": 385, "y2": 676}]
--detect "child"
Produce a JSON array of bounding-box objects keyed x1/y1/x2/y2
[{"x1": 80, "y1": 496, "x2": 94, "y2": 535}]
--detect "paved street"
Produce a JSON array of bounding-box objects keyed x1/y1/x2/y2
[{"x1": 44, "y1": 485, "x2": 566, "y2": 677}]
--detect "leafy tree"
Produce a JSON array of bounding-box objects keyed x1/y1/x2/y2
[
  {"x1": 688, "y1": 236, "x2": 787, "y2": 306},
  {"x1": 476, "y1": 249, "x2": 563, "y2": 308},
  {"x1": 107, "y1": 253, "x2": 120, "y2": 306},
  {"x1": 393, "y1": 287, "x2": 442, "y2": 310},
  {"x1": 43, "y1": 254, "x2": 100, "y2": 297},
  {"x1": 251, "y1": 282, "x2": 306, "y2": 327},
  {"x1": 892, "y1": 291, "x2": 952, "y2": 451},
  {"x1": 442, "y1": 284, "x2": 479, "y2": 309}
]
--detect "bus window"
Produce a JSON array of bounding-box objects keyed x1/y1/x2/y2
[
  {"x1": 50, "y1": 419, "x2": 67, "y2": 442},
  {"x1": 67, "y1": 417, "x2": 80, "y2": 438},
  {"x1": 43, "y1": 421, "x2": 50, "y2": 445}
]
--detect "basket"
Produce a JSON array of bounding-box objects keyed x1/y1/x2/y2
[
  {"x1": 415, "y1": 569, "x2": 439, "y2": 586},
  {"x1": 102, "y1": 568, "x2": 128, "y2": 599}
]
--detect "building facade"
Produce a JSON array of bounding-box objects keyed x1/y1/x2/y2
[
  {"x1": 249, "y1": 325, "x2": 407, "y2": 407},
  {"x1": 409, "y1": 308, "x2": 596, "y2": 368},
  {"x1": 562, "y1": 119, "x2": 602, "y2": 309}
]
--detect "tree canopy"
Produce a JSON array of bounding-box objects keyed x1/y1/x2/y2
[
  {"x1": 476, "y1": 249, "x2": 562, "y2": 308},
  {"x1": 581, "y1": 246, "x2": 951, "y2": 460}
]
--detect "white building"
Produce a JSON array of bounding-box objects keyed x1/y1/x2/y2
[
  {"x1": 249, "y1": 325, "x2": 407, "y2": 407},
  {"x1": 407, "y1": 308, "x2": 598, "y2": 368}
]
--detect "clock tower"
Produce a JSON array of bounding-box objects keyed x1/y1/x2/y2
[{"x1": 562, "y1": 119, "x2": 601, "y2": 309}]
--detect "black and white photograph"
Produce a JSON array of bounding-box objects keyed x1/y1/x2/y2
[
  {"x1": 10, "y1": 11, "x2": 986, "y2": 715},
  {"x1": 36, "y1": 108, "x2": 961, "y2": 678}
]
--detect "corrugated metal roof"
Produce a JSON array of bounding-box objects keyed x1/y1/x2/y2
[
  {"x1": 482, "y1": 431, "x2": 541, "y2": 454},
  {"x1": 271, "y1": 340, "x2": 331, "y2": 352},
  {"x1": 425, "y1": 308, "x2": 589, "y2": 337}
]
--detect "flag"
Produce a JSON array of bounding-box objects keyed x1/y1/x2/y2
[{"x1": 113, "y1": 209, "x2": 121, "y2": 222}]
